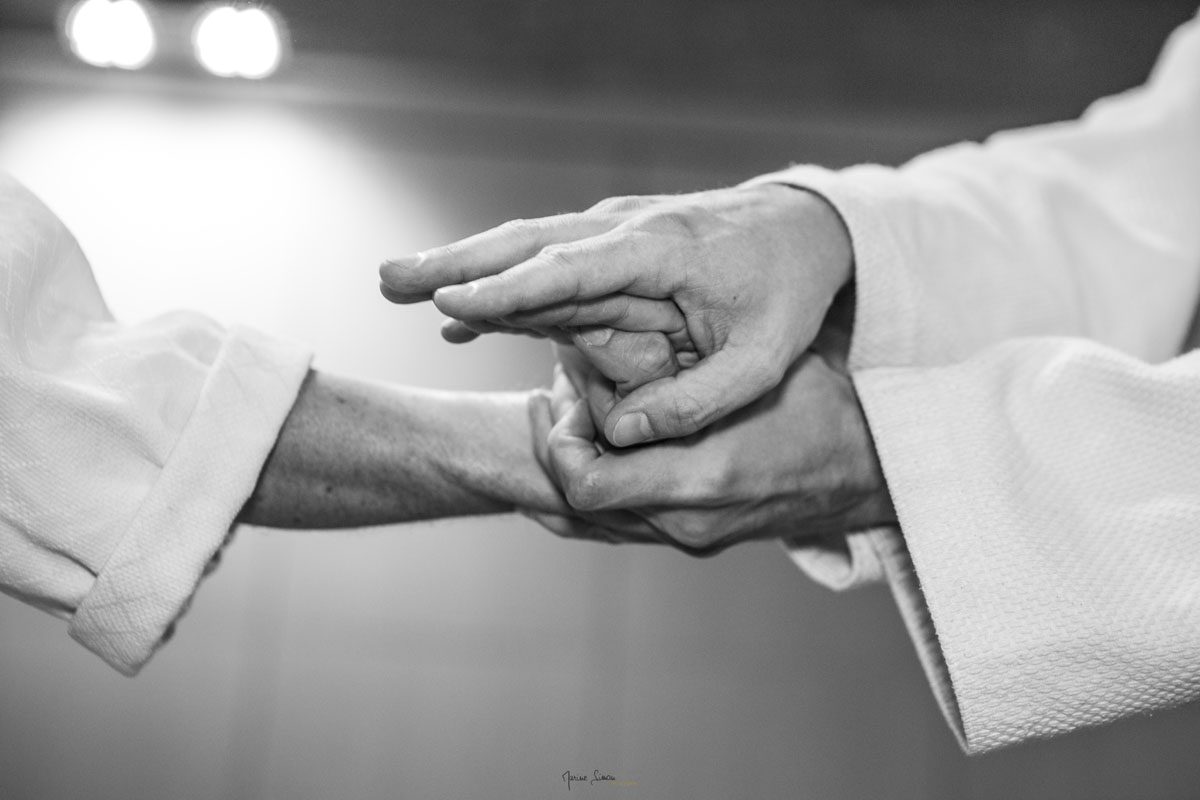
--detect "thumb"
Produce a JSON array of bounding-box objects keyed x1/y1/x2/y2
[
  {"x1": 569, "y1": 328, "x2": 680, "y2": 395},
  {"x1": 601, "y1": 346, "x2": 782, "y2": 446}
]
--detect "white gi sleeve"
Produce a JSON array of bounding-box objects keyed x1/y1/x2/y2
[{"x1": 0, "y1": 172, "x2": 312, "y2": 675}]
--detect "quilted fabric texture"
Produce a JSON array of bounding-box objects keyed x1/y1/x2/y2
[
  {"x1": 0, "y1": 172, "x2": 312, "y2": 675},
  {"x1": 758, "y1": 10, "x2": 1200, "y2": 751},
  {"x1": 862, "y1": 342, "x2": 1200, "y2": 752}
]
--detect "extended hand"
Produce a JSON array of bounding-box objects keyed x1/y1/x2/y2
[
  {"x1": 380, "y1": 184, "x2": 853, "y2": 447},
  {"x1": 524, "y1": 342, "x2": 895, "y2": 557}
]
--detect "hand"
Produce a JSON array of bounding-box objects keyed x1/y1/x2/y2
[
  {"x1": 523, "y1": 341, "x2": 895, "y2": 557},
  {"x1": 379, "y1": 183, "x2": 853, "y2": 447}
]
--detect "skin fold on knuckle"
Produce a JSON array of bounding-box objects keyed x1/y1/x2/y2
[
  {"x1": 596, "y1": 332, "x2": 670, "y2": 392},
  {"x1": 686, "y1": 456, "x2": 738, "y2": 507},
  {"x1": 655, "y1": 387, "x2": 712, "y2": 439},
  {"x1": 636, "y1": 334, "x2": 677, "y2": 380},
  {"x1": 589, "y1": 195, "x2": 643, "y2": 216},
  {"x1": 533, "y1": 245, "x2": 583, "y2": 287},
  {"x1": 495, "y1": 217, "x2": 538, "y2": 242},
  {"x1": 643, "y1": 201, "x2": 710, "y2": 244}
]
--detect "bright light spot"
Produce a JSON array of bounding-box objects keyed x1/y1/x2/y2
[
  {"x1": 193, "y1": 5, "x2": 283, "y2": 79},
  {"x1": 0, "y1": 96, "x2": 445, "y2": 334},
  {"x1": 66, "y1": 0, "x2": 156, "y2": 70}
]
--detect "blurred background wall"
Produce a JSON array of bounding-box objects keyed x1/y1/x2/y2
[{"x1": 2, "y1": 1, "x2": 1199, "y2": 798}]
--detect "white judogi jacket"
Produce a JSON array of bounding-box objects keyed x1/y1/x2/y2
[
  {"x1": 0, "y1": 9, "x2": 1195, "y2": 755},
  {"x1": 755, "y1": 10, "x2": 1200, "y2": 753}
]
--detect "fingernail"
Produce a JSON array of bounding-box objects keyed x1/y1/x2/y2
[
  {"x1": 611, "y1": 412, "x2": 652, "y2": 447},
  {"x1": 578, "y1": 326, "x2": 614, "y2": 347},
  {"x1": 381, "y1": 251, "x2": 425, "y2": 273},
  {"x1": 434, "y1": 283, "x2": 476, "y2": 302}
]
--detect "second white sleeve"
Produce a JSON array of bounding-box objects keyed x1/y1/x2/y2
[
  {"x1": 857, "y1": 338, "x2": 1200, "y2": 752},
  {"x1": 754, "y1": 10, "x2": 1200, "y2": 372}
]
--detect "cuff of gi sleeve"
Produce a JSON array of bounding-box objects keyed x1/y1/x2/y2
[
  {"x1": 67, "y1": 325, "x2": 313, "y2": 675},
  {"x1": 778, "y1": 529, "x2": 888, "y2": 590},
  {"x1": 853, "y1": 365, "x2": 990, "y2": 752},
  {"x1": 778, "y1": 525, "x2": 968, "y2": 752},
  {"x1": 740, "y1": 164, "x2": 919, "y2": 371}
]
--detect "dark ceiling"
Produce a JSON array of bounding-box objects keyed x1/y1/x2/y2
[{"x1": 2, "y1": 0, "x2": 1196, "y2": 118}]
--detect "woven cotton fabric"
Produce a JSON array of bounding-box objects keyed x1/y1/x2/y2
[
  {"x1": 755, "y1": 9, "x2": 1200, "y2": 751},
  {"x1": 0, "y1": 172, "x2": 312, "y2": 675}
]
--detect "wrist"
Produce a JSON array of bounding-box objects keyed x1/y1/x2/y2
[
  {"x1": 751, "y1": 182, "x2": 854, "y2": 291},
  {"x1": 740, "y1": 182, "x2": 855, "y2": 371}
]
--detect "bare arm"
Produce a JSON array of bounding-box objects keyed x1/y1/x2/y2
[{"x1": 238, "y1": 370, "x2": 567, "y2": 528}]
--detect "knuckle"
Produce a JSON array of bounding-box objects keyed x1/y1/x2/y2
[
  {"x1": 495, "y1": 217, "x2": 537, "y2": 239},
  {"x1": 644, "y1": 203, "x2": 707, "y2": 240},
  {"x1": 662, "y1": 513, "x2": 722, "y2": 555},
  {"x1": 554, "y1": 303, "x2": 588, "y2": 327},
  {"x1": 637, "y1": 333, "x2": 674, "y2": 371},
  {"x1": 754, "y1": 348, "x2": 787, "y2": 383},
  {"x1": 563, "y1": 470, "x2": 607, "y2": 512},
  {"x1": 436, "y1": 241, "x2": 468, "y2": 264},
  {"x1": 688, "y1": 460, "x2": 735, "y2": 501},
  {"x1": 742, "y1": 350, "x2": 788, "y2": 396},
  {"x1": 589, "y1": 195, "x2": 644, "y2": 215},
  {"x1": 608, "y1": 297, "x2": 637, "y2": 326},
  {"x1": 665, "y1": 389, "x2": 714, "y2": 434},
  {"x1": 546, "y1": 423, "x2": 574, "y2": 454},
  {"x1": 615, "y1": 333, "x2": 674, "y2": 390},
  {"x1": 536, "y1": 244, "x2": 577, "y2": 271}
]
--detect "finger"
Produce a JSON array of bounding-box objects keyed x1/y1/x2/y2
[
  {"x1": 379, "y1": 281, "x2": 429, "y2": 305},
  {"x1": 440, "y1": 317, "x2": 564, "y2": 344},
  {"x1": 602, "y1": 345, "x2": 784, "y2": 447},
  {"x1": 549, "y1": 364, "x2": 585, "y2": 422},
  {"x1": 552, "y1": 346, "x2": 621, "y2": 430},
  {"x1": 534, "y1": 383, "x2": 626, "y2": 515},
  {"x1": 545, "y1": 399, "x2": 612, "y2": 510},
  {"x1": 548, "y1": 433, "x2": 695, "y2": 512},
  {"x1": 642, "y1": 508, "x2": 734, "y2": 558},
  {"x1": 502, "y1": 295, "x2": 686, "y2": 335},
  {"x1": 379, "y1": 213, "x2": 617, "y2": 300},
  {"x1": 440, "y1": 318, "x2": 480, "y2": 343},
  {"x1": 553, "y1": 345, "x2": 594, "y2": 400},
  {"x1": 432, "y1": 227, "x2": 668, "y2": 320},
  {"x1": 583, "y1": 365, "x2": 619, "y2": 434},
  {"x1": 570, "y1": 329, "x2": 680, "y2": 395},
  {"x1": 521, "y1": 509, "x2": 607, "y2": 541},
  {"x1": 547, "y1": 401, "x2": 686, "y2": 511},
  {"x1": 519, "y1": 509, "x2": 662, "y2": 545},
  {"x1": 528, "y1": 389, "x2": 558, "y2": 486},
  {"x1": 547, "y1": 399, "x2": 599, "y2": 467}
]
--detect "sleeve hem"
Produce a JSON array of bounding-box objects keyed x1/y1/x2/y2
[
  {"x1": 854, "y1": 368, "x2": 978, "y2": 750},
  {"x1": 67, "y1": 326, "x2": 313, "y2": 675}
]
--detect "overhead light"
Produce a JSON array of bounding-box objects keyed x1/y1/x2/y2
[
  {"x1": 193, "y1": 5, "x2": 285, "y2": 79},
  {"x1": 65, "y1": 0, "x2": 157, "y2": 70}
]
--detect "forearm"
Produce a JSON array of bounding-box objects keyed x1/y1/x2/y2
[{"x1": 238, "y1": 370, "x2": 567, "y2": 528}]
